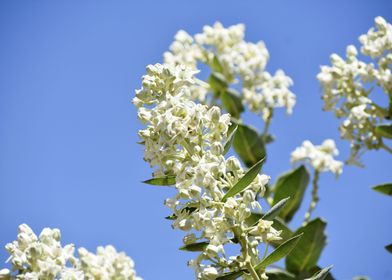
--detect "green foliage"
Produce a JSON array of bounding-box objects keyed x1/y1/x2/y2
[
  {"x1": 273, "y1": 165, "x2": 310, "y2": 222},
  {"x1": 263, "y1": 197, "x2": 291, "y2": 221},
  {"x1": 208, "y1": 72, "x2": 228, "y2": 97},
  {"x1": 222, "y1": 158, "x2": 264, "y2": 202},
  {"x1": 305, "y1": 265, "x2": 333, "y2": 280},
  {"x1": 375, "y1": 124, "x2": 392, "y2": 139},
  {"x1": 266, "y1": 268, "x2": 296, "y2": 280},
  {"x1": 142, "y1": 176, "x2": 176, "y2": 186},
  {"x1": 179, "y1": 241, "x2": 209, "y2": 252},
  {"x1": 372, "y1": 183, "x2": 392, "y2": 196},
  {"x1": 233, "y1": 123, "x2": 266, "y2": 168},
  {"x1": 255, "y1": 234, "x2": 303, "y2": 270},
  {"x1": 223, "y1": 125, "x2": 238, "y2": 155},
  {"x1": 221, "y1": 89, "x2": 244, "y2": 119},
  {"x1": 286, "y1": 218, "x2": 327, "y2": 275},
  {"x1": 385, "y1": 243, "x2": 392, "y2": 253}
]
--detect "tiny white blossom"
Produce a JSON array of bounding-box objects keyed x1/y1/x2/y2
[{"x1": 291, "y1": 139, "x2": 343, "y2": 175}]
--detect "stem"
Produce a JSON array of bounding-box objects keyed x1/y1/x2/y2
[
  {"x1": 303, "y1": 170, "x2": 320, "y2": 224},
  {"x1": 261, "y1": 242, "x2": 269, "y2": 260},
  {"x1": 234, "y1": 227, "x2": 261, "y2": 280},
  {"x1": 262, "y1": 111, "x2": 273, "y2": 142}
]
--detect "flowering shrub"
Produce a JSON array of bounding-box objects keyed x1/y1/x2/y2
[
  {"x1": 135, "y1": 23, "x2": 337, "y2": 280},
  {"x1": 3, "y1": 17, "x2": 390, "y2": 280},
  {"x1": 134, "y1": 63, "x2": 280, "y2": 279},
  {"x1": 317, "y1": 16, "x2": 392, "y2": 165},
  {"x1": 0, "y1": 224, "x2": 141, "y2": 280}
]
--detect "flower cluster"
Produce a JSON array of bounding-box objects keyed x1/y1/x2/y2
[
  {"x1": 1, "y1": 224, "x2": 141, "y2": 280},
  {"x1": 291, "y1": 139, "x2": 343, "y2": 176},
  {"x1": 164, "y1": 22, "x2": 296, "y2": 121},
  {"x1": 134, "y1": 64, "x2": 280, "y2": 279},
  {"x1": 317, "y1": 16, "x2": 392, "y2": 163}
]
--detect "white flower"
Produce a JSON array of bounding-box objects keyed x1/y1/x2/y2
[
  {"x1": 291, "y1": 139, "x2": 343, "y2": 175},
  {"x1": 135, "y1": 63, "x2": 277, "y2": 279},
  {"x1": 317, "y1": 16, "x2": 392, "y2": 162},
  {"x1": 163, "y1": 22, "x2": 296, "y2": 118},
  {"x1": 2, "y1": 224, "x2": 142, "y2": 280}
]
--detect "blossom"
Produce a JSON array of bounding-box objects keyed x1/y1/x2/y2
[
  {"x1": 134, "y1": 63, "x2": 280, "y2": 278},
  {"x1": 2, "y1": 224, "x2": 141, "y2": 280},
  {"x1": 291, "y1": 139, "x2": 343, "y2": 175},
  {"x1": 163, "y1": 22, "x2": 296, "y2": 119},
  {"x1": 317, "y1": 16, "x2": 392, "y2": 162}
]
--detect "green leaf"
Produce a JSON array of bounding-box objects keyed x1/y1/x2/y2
[
  {"x1": 208, "y1": 72, "x2": 228, "y2": 97},
  {"x1": 142, "y1": 176, "x2": 176, "y2": 186},
  {"x1": 266, "y1": 268, "x2": 296, "y2": 280},
  {"x1": 305, "y1": 265, "x2": 333, "y2": 280},
  {"x1": 254, "y1": 233, "x2": 303, "y2": 270},
  {"x1": 273, "y1": 165, "x2": 310, "y2": 222},
  {"x1": 210, "y1": 55, "x2": 224, "y2": 74},
  {"x1": 221, "y1": 89, "x2": 244, "y2": 119},
  {"x1": 385, "y1": 243, "x2": 392, "y2": 253},
  {"x1": 375, "y1": 124, "x2": 392, "y2": 139},
  {"x1": 262, "y1": 197, "x2": 290, "y2": 221},
  {"x1": 223, "y1": 125, "x2": 238, "y2": 155},
  {"x1": 245, "y1": 212, "x2": 263, "y2": 227},
  {"x1": 286, "y1": 218, "x2": 327, "y2": 274},
  {"x1": 165, "y1": 206, "x2": 198, "y2": 220},
  {"x1": 233, "y1": 123, "x2": 266, "y2": 168},
  {"x1": 222, "y1": 158, "x2": 264, "y2": 202},
  {"x1": 372, "y1": 183, "x2": 392, "y2": 196},
  {"x1": 179, "y1": 241, "x2": 209, "y2": 252},
  {"x1": 216, "y1": 270, "x2": 246, "y2": 280}
]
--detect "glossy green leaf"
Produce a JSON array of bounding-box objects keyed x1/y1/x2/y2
[
  {"x1": 216, "y1": 270, "x2": 246, "y2": 280},
  {"x1": 375, "y1": 124, "x2": 392, "y2": 139},
  {"x1": 262, "y1": 197, "x2": 290, "y2": 221},
  {"x1": 372, "y1": 183, "x2": 392, "y2": 196},
  {"x1": 385, "y1": 243, "x2": 392, "y2": 253},
  {"x1": 233, "y1": 123, "x2": 266, "y2": 168},
  {"x1": 223, "y1": 125, "x2": 238, "y2": 155},
  {"x1": 254, "y1": 233, "x2": 303, "y2": 270},
  {"x1": 208, "y1": 72, "x2": 228, "y2": 96},
  {"x1": 222, "y1": 158, "x2": 264, "y2": 202},
  {"x1": 179, "y1": 241, "x2": 209, "y2": 252},
  {"x1": 273, "y1": 165, "x2": 310, "y2": 222},
  {"x1": 305, "y1": 265, "x2": 333, "y2": 280},
  {"x1": 266, "y1": 268, "x2": 296, "y2": 280},
  {"x1": 142, "y1": 176, "x2": 176, "y2": 186},
  {"x1": 286, "y1": 218, "x2": 327, "y2": 274},
  {"x1": 221, "y1": 89, "x2": 244, "y2": 119}
]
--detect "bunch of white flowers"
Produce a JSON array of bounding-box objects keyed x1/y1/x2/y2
[
  {"x1": 164, "y1": 22, "x2": 295, "y2": 122},
  {"x1": 291, "y1": 139, "x2": 343, "y2": 176},
  {"x1": 1, "y1": 224, "x2": 141, "y2": 280},
  {"x1": 317, "y1": 16, "x2": 392, "y2": 162},
  {"x1": 134, "y1": 63, "x2": 280, "y2": 279}
]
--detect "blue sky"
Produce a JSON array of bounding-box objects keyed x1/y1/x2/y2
[{"x1": 0, "y1": 1, "x2": 391, "y2": 279}]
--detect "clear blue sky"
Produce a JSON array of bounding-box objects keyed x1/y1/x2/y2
[{"x1": 0, "y1": 1, "x2": 391, "y2": 279}]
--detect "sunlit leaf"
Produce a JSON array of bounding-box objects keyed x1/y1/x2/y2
[
  {"x1": 286, "y1": 218, "x2": 327, "y2": 274},
  {"x1": 222, "y1": 158, "x2": 264, "y2": 202},
  {"x1": 254, "y1": 234, "x2": 303, "y2": 270}
]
